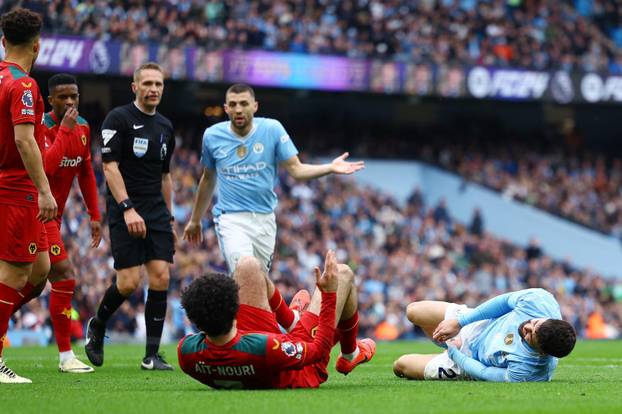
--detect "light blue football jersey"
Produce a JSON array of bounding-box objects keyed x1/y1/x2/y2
[
  {"x1": 201, "y1": 117, "x2": 298, "y2": 216},
  {"x1": 468, "y1": 289, "x2": 561, "y2": 382}
]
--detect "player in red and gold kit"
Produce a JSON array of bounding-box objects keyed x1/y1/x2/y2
[
  {"x1": 10, "y1": 74, "x2": 101, "y2": 373},
  {"x1": 178, "y1": 251, "x2": 376, "y2": 389},
  {"x1": 0, "y1": 8, "x2": 57, "y2": 384}
]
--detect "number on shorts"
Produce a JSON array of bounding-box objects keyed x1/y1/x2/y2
[{"x1": 438, "y1": 367, "x2": 457, "y2": 379}]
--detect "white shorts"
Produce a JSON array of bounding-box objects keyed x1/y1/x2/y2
[
  {"x1": 214, "y1": 212, "x2": 276, "y2": 273},
  {"x1": 423, "y1": 303, "x2": 488, "y2": 381}
]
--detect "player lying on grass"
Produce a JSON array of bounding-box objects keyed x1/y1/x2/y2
[
  {"x1": 177, "y1": 251, "x2": 375, "y2": 389},
  {"x1": 393, "y1": 288, "x2": 576, "y2": 382}
]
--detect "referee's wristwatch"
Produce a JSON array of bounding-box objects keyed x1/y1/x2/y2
[{"x1": 119, "y1": 198, "x2": 134, "y2": 212}]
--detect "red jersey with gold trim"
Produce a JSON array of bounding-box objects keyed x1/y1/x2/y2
[
  {"x1": 0, "y1": 61, "x2": 46, "y2": 206},
  {"x1": 43, "y1": 112, "x2": 100, "y2": 222},
  {"x1": 177, "y1": 293, "x2": 337, "y2": 390}
]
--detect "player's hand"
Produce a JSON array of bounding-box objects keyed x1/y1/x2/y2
[
  {"x1": 124, "y1": 209, "x2": 146, "y2": 239},
  {"x1": 60, "y1": 107, "x2": 78, "y2": 130},
  {"x1": 433, "y1": 319, "x2": 462, "y2": 343},
  {"x1": 330, "y1": 152, "x2": 365, "y2": 175},
  {"x1": 314, "y1": 250, "x2": 339, "y2": 293},
  {"x1": 37, "y1": 190, "x2": 58, "y2": 222},
  {"x1": 183, "y1": 220, "x2": 203, "y2": 246},
  {"x1": 90, "y1": 220, "x2": 102, "y2": 248},
  {"x1": 446, "y1": 336, "x2": 462, "y2": 349}
]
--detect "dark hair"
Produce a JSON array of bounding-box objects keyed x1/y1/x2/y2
[
  {"x1": 48, "y1": 73, "x2": 78, "y2": 94},
  {"x1": 226, "y1": 83, "x2": 255, "y2": 99},
  {"x1": 181, "y1": 273, "x2": 239, "y2": 337},
  {"x1": 537, "y1": 319, "x2": 576, "y2": 358},
  {"x1": 1, "y1": 8, "x2": 42, "y2": 46}
]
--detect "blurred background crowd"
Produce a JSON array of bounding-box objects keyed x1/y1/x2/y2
[{"x1": 2, "y1": 0, "x2": 622, "y2": 71}]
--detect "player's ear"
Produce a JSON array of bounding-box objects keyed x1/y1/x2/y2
[
  {"x1": 131, "y1": 82, "x2": 137, "y2": 94},
  {"x1": 253, "y1": 101, "x2": 258, "y2": 113},
  {"x1": 32, "y1": 37, "x2": 40, "y2": 55},
  {"x1": 47, "y1": 94, "x2": 53, "y2": 106}
]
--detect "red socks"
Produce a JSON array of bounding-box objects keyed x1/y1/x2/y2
[
  {"x1": 0, "y1": 282, "x2": 21, "y2": 355},
  {"x1": 50, "y1": 279, "x2": 76, "y2": 353},
  {"x1": 269, "y1": 288, "x2": 296, "y2": 330},
  {"x1": 338, "y1": 312, "x2": 359, "y2": 355},
  {"x1": 11, "y1": 282, "x2": 36, "y2": 314}
]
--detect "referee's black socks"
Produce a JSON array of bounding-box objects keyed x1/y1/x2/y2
[
  {"x1": 145, "y1": 289, "x2": 168, "y2": 357},
  {"x1": 95, "y1": 284, "x2": 127, "y2": 327}
]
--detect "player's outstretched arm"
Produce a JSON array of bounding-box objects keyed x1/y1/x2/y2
[
  {"x1": 103, "y1": 160, "x2": 146, "y2": 239},
  {"x1": 183, "y1": 168, "x2": 216, "y2": 246},
  {"x1": 14, "y1": 123, "x2": 57, "y2": 222},
  {"x1": 281, "y1": 153, "x2": 365, "y2": 181},
  {"x1": 447, "y1": 345, "x2": 507, "y2": 382}
]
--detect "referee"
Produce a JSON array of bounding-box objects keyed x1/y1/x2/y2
[{"x1": 85, "y1": 62, "x2": 176, "y2": 370}]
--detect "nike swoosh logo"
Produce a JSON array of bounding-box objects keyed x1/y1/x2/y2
[
  {"x1": 133, "y1": 124, "x2": 144, "y2": 129},
  {"x1": 142, "y1": 360, "x2": 154, "y2": 369},
  {"x1": 154, "y1": 317, "x2": 165, "y2": 322}
]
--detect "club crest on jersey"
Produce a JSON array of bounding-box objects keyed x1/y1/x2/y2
[
  {"x1": 236, "y1": 145, "x2": 248, "y2": 158},
  {"x1": 504, "y1": 333, "x2": 514, "y2": 345},
  {"x1": 253, "y1": 143, "x2": 264, "y2": 154},
  {"x1": 50, "y1": 244, "x2": 61, "y2": 256},
  {"x1": 22, "y1": 90, "x2": 33, "y2": 107},
  {"x1": 81, "y1": 135, "x2": 87, "y2": 146},
  {"x1": 28, "y1": 242, "x2": 37, "y2": 255},
  {"x1": 160, "y1": 143, "x2": 167, "y2": 160},
  {"x1": 133, "y1": 137, "x2": 149, "y2": 158},
  {"x1": 281, "y1": 342, "x2": 297, "y2": 357}
]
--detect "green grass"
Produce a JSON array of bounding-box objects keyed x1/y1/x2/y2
[{"x1": 2, "y1": 340, "x2": 622, "y2": 413}]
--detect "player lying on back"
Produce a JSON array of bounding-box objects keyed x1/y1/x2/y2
[
  {"x1": 178, "y1": 251, "x2": 376, "y2": 389},
  {"x1": 393, "y1": 288, "x2": 576, "y2": 382}
]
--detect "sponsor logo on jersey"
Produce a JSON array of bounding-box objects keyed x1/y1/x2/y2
[
  {"x1": 21, "y1": 109, "x2": 34, "y2": 116},
  {"x1": 28, "y1": 242, "x2": 37, "y2": 255},
  {"x1": 21, "y1": 81, "x2": 32, "y2": 88},
  {"x1": 160, "y1": 143, "x2": 167, "y2": 160},
  {"x1": 60, "y1": 156, "x2": 83, "y2": 167},
  {"x1": 272, "y1": 339, "x2": 280, "y2": 350},
  {"x1": 102, "y1": 129, "x2": 116, "y2": 146},
  {"x1": 133, "y1": 124, "x2": 144, "y2": 130},
  {"x1": 50, "y1": 244, "x2": 62, "y2": 256},
  {"x1": 253, "y1": 143, "x2": 264, "y2": 154},
  {"x1": 101, "y1": 147, "x2": 111, "y2": 153},
  {"x1": 280, "y1": 134, "x2": 290, "y2": 143},
  {"x1": 504, "y1": 333, "x2": 514, "y2": 345},
  {"x1": 133, "y1": 137, "x2": 149, "y2": 157},
  {"x1": 236, "y1": 145, "x2": 247, "y2": 158},
  {"x1": 81, "y1": 135, "x2": 87, "y2": 146},
  {"x1": 22, "y1": 90, "x2": 33, "y2": 107}
]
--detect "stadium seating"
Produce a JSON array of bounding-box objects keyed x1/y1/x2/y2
[{"x1": 2, "y1": 0, "x2": 619, "y2": 71}]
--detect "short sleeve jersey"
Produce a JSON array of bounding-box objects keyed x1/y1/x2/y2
[
  {"x1": 100, "y1": 103, "x2": 175, "y2": 198},
  {"x1": 43, "y1": 112, "x2": 96, "y2": 218},
  {"x1": 0, "y1": 62, "x2": 45, "y2": 206},
  {"x1": 200, "y1": 117, "x2": 298, "y2": 215},
  {"x1": 470, "y1": 289, "x2": 562, "y2": 382}
]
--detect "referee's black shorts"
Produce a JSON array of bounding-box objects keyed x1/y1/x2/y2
[{"x1": 107, "y1": 195, "x2": 174, "y2": 270}]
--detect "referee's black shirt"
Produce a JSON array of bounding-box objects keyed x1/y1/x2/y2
[{"x1": 101, "y1": 103, "x2": 175, "y2": 199}]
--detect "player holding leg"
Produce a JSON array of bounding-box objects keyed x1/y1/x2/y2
[
  {"x1": 393, "y1": 288, "x2": 576, "y2": 382},
  {"x1": 177, "y1": 251, "x2": 376, "y2": 389},
  {"x1": 0, "y1": 8, "x2": 57, "y2": 384}
]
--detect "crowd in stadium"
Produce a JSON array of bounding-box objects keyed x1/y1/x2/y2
[
  {"x1": 11, "y1": 147, "x2": 621, "y2": 345},
  {"x1": 3, "y1": 0, "x2": 620, "y2": 72}
]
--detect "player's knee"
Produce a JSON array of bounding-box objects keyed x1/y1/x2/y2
[
  {"x1": 393, "y1": 358, "x2": 406, "y2": 377},
  {"x1": 149, "y1": 271, "x2": 170, "y2": 290},
  {"x1": 234, "y1": 256, "x2": 263, "y2": 284},
  {"x1": 48, "y1": 261, "x2": 73, "y2": 282},
  {"x1": 117, "y1": 276, "x2": 140, "y2": 296},
  {"x1": 406, "y1": 302, "x2": 423, "y2": 323},
  {"x1": 337, "y1": 264, "x2": 355, "y2": 285}
]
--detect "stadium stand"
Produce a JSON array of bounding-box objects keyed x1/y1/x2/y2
[{"x1": 0, "y1": 0, "x2": 620, "y2": 71}]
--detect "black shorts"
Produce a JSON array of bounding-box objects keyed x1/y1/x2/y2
[{"x1": 107, "y1": 195, "x2": 174, "y2": 270}]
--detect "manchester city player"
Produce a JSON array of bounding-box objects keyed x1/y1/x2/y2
[
  {"x1": 393, "y1": 288, "x2": 576, "y2": 382},
  {"x1": 183, "y1": 83, "x2": 364, "y2": 273}
]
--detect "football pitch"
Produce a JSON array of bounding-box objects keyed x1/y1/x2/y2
[{"x1": 3, "y1": 340, "x2": 622, "y2": 413}]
